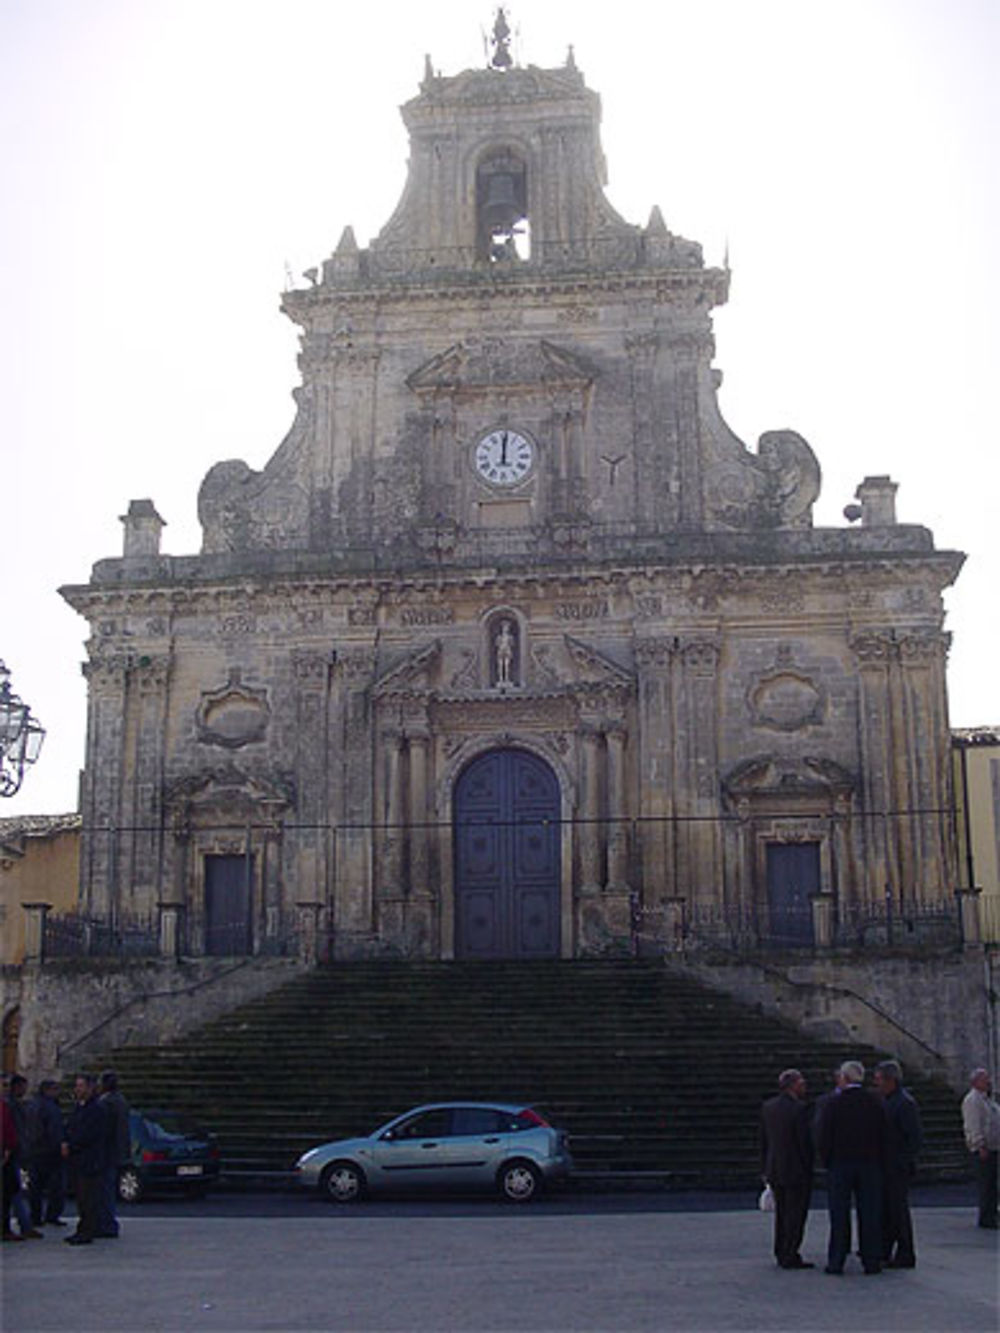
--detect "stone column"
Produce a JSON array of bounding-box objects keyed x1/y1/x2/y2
[
  {"x1": 578, "y1": 725, "x2": 603, "y2": 895},
  {"x1": 604, "y1": 723, "x2": 629, "y2": 893}
]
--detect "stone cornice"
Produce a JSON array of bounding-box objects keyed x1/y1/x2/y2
[
  {"x1": 60, "y1": 544, "x2": 964, "y2": 627},
  {"x1": 281, "y1": 266, "x2": 730, "y2": 324}
]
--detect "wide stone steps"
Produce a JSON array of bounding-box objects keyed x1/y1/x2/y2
[{"x1": 93, "y1": 960, "x2": 968, "y2": 1185}]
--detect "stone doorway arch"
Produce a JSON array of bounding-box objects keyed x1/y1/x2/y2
[{"x1": 453, "y1": 748, "x2": 561, "y2": 959}]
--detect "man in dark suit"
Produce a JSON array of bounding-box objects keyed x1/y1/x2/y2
[
  {"x1": 815, "y1": 1059, "x2": 888, "y2": 1275},
  {"x1": 760, "y1": 1068, "x2": 814, "y2": 1269},
  {"x1": 63, "y1": 1074, "x2": 107, "y2": 1246},
  {"x1": 874, "y1": 1060, "x2": 922, "y2": 1267}
]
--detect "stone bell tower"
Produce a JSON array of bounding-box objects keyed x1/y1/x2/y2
[{"x1": 64, "y1": 16, "x2": 962, "y2": 962}]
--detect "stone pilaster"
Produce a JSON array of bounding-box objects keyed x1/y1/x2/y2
[
  {"x1": 851, "y1": 632, "x2": 896, "y2": 905},
  {"x1": 604, "y1": 722, "x2": 629, "y2": 893},
  {"x1": 406, "y1": 725, "x2": 431, "y2": 898},
  {"x1": 578, "y1": 724, "x2": 603, "y2": 895},
  {"x1": 677, "y1": 638, "x2": 721, "y2": 907},
  {"x1": 634, "y1": 638, "x2": 675, "y2": 902},
  {"x1": 332, "y1": 647, "x2": 376, "y2": 948},
  {"x1": 80, "y1": 654, "x2": 130, "y2": 925}
]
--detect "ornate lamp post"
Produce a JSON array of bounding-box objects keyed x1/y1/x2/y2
[{"x1": 0, "y1": 660, "x2": 46, "y2": 797}]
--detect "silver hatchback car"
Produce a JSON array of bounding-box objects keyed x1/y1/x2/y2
[{"x1": 295, "y1": 1101, "x2": 573, "y2": 1203}]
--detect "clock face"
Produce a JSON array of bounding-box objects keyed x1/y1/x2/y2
[{"x1": 473, "y1": 429, "x2": 535, "y2": 486}]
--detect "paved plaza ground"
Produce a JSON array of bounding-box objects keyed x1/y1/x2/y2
[{"x1": 2, "y1": 1196, "x2": 996, "y2": 1332}]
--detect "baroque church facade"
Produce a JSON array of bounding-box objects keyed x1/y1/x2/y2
[{"x1": 62, "y1": 31, "x2": 963, "y2": 962}]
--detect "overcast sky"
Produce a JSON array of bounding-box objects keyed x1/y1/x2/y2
[{"x1": 1, "y1": 0, "x2": 997, "y2": 815}]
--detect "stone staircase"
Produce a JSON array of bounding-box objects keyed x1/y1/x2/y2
[{"x1": 94, "y1": 960, "x2": 968, "y2": 1187}]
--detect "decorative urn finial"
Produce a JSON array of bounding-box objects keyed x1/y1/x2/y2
[{"x1": 490, "y1": 8, "x2": 513, "y2": 69}]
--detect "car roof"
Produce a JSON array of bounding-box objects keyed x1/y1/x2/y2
[{"x1": 396, "y1": 1101, "x2": 533, "y2": 1115}]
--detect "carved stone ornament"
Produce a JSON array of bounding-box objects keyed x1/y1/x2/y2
[
  {"x1": 165, "y1": 763, "x2": 294, "y2": 818},
  {"x1": 196, "y1": 669, "x2": 271, "y2": 749},
  {"x1": 373, "y1": 641, "x2": 441, "y2": 700},
  {"x1": 406, "y1": 338, "x2": 595, "y2": 397},
  {"x1": 722, "y1": 755, "x2": 854, "y2": 807},
  {"x1": 748, "y1": 666, "x2": 825, "y2": 732}
]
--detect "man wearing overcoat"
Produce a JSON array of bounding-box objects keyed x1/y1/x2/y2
[
  {"x1": 760, "y1": 1068, "x2": 814, "y2": 1269},
  {"x1": 815, "y1": 1059, "x2": 888, "y2": 1275}
]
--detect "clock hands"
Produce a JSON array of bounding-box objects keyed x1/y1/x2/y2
[{"x1": 499, "y1": 431, "x2": 509, "y2": 467}]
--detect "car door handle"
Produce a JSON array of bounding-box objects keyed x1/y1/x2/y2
[
  {"x1": 483, "y1": 1137, "x2": 500, "y2": 1144},
  {"x1": 421, "y1": 1142, "x2": 438, "y2": 1149}
]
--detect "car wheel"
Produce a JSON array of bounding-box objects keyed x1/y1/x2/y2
[
  {"x1": 117, "y1": 1167, "x2": 144, "y2": 1204},
  {"x1": 320, "y1": 1161, "x2": 366, "y2": 1204},
  {"x1": 498, "y1": 1160, "x2": 541, "y2": 1203}
]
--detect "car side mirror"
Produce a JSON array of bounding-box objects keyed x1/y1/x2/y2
[{"x1": 381, "y1": 1129, "x2": 396, "y2": 1142}]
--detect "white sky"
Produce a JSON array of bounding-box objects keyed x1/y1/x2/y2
[{"x1": 1, "y1": 0, "x2": 997, "y2": 816}]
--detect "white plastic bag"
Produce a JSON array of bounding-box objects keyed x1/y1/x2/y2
[{"x1": 758, "y1": 1183, "x2": 775, "y2": 1213}]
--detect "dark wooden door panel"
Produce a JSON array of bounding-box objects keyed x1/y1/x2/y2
[{"x1": 454, "y1": 749, "x2": 560, "y2": 958}]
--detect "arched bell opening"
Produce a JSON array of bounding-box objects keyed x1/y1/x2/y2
[{"x1": 476, "y1": 151, "x2": 529, "y2": 264}]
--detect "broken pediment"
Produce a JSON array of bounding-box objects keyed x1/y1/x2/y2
[
  {"x1": 564, "y1": 636, "x2": 634, "y2": 687},
  {"x1": 723, "y1": 755, "x2": 854, "y2": 803},
  {"x1": 373, "y1": 640, "x2": 442, "y2": 699},
  {"x1": 165, "y1": 763, "x2": 294, "y2": 815},
  {"x1": 406, "y1": 339, "x2": 595, "y2": 397}
]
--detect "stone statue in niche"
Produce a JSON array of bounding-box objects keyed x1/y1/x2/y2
[{"x1": 491, "y1": 617, "x2": 519, "y2": 688}]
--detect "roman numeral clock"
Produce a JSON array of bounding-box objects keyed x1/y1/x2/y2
[{"x1": 473, "y1": 428, "x2": 536, "y2": 486}]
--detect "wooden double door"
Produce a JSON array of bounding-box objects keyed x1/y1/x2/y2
[{"x1": 453, "y1": 749, "x2": 561, "y2": 959}]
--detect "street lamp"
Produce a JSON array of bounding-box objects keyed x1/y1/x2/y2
[{"x1": 0, "y1": 660, "x2": 46, "y2": 797}]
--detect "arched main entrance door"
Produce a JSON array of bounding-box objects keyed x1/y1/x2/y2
[{"x1": 453, "y1": 748, "x2": 561, "y2": 959}]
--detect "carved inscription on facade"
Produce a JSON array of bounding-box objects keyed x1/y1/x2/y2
[
  {"x1": 554, "y1": 600, "x2": 609, "y2": 621},
  {"x1": 399, "y1": 606, "x2": 455, "y2": 626}
]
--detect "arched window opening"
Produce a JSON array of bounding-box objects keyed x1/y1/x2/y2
[{"x1": 476, "y1": 152, "x2": 529, "y2": 263}]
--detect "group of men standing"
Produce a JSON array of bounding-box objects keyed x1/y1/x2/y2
[
  {"x1": 1, "y1": 1070, "x2": 130, "y2": 1246},
  {"x1": 760, "y1": 1059, "x2": 923, "y2": 1275}
]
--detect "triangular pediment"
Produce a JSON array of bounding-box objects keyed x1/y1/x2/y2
[{"x1": 407, "y1": 339, "x2": 594, "y2": 395}]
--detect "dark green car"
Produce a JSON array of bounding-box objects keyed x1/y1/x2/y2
[{"x1": 118, "y1": 1109, "x2": 222, "y2": 1203}]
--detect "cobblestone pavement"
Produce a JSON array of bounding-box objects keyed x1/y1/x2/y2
[{"x1": 2, "y1": 1202, "x2": 996, "y2": 1332}]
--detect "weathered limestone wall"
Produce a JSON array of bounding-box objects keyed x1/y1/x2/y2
[
  {"x1": 12, "y1": 957, "x2": 303, "y2": 1083},
  {"x1": 671, "y1": 948, "x2": 999, "y2": 1092}
]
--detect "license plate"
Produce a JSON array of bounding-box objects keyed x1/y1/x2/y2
[{"x1": 176, "y1": 1165, "x2": 203, "y2": 1177}]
